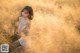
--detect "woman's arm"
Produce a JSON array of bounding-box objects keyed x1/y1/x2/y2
[{"x1": 14, "y1": 17, "x2": 20, "y2": 34}]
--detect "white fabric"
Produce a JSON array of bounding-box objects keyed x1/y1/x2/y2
[
  {"x1": 18, "y1": 16, "x2": 30, "y2": 46},
  {"x1": 18, "y1": 16, "x2": 30, "y2": 31},
  {"x1": 18, "y1": 37, "x2": 27, "y2": 47}
]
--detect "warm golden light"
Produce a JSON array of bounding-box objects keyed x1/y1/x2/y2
[{"x1": 0, "y1": 0, "x2": 80, "y2": 53}]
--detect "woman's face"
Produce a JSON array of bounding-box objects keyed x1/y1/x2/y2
[{"x1": 22, "y1": 10, "x2": 29, "y2": 17}]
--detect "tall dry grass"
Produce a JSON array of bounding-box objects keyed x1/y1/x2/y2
[{"x1": 0, "y1": 0, "x2": 80, "y2": 53}]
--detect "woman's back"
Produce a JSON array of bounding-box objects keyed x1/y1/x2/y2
[{"x1": 18, "y1": 16, "x2": 30, "y2": 31}]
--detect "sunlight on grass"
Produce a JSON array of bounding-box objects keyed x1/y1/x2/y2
[{"x1": 0, "y1": 0, "x2": 80, "y2": 53}]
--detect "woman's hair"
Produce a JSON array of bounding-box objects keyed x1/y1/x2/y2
[{"x1": 21, "y1": 6, "x2": 33, "y2": 20}]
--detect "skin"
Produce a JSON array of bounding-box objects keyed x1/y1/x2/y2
[{"x1": 22, "y1": 10, "x2": 29, "y2": 18}]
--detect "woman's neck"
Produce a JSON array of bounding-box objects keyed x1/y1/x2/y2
[{"x1": 21, "y1": 16, "x2": 27, "y2": 19}]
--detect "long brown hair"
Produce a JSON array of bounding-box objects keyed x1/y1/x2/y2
[{"x1": 21, "y1": 6, "x2": 33, "y2": 20}]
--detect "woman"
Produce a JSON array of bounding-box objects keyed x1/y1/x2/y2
[{"x1": 10, "y1": 6, "x2": 33, "y2": 51}]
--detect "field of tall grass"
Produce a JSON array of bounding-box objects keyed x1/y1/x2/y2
[{"x1": 0, "y1": 0, "x2": 80, "y2": 53}]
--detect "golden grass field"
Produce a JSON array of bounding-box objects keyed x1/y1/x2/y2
[{"x1": 0, "y1": 0, "x2": 80, "y2": 53}]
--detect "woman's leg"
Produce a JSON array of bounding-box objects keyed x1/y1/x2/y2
[
  {"x1": 10, "y1": 37, "x2": 27, "y2": 50},
  {"x1": 9, "y1": 40, "x2": 21, "y2": 52}
]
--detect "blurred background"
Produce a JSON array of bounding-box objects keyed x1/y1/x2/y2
[{"x1": 0, "y1": 0, "x2": 80, "y2": 53}]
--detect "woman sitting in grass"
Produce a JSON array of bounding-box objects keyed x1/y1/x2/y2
[{"x1": 10, "y1": 6, "x2": 33, "y2": 51}]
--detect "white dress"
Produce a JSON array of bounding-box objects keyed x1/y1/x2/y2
[{"x1": 18, "y1": 16, "x2": 30, "y2": 47}]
